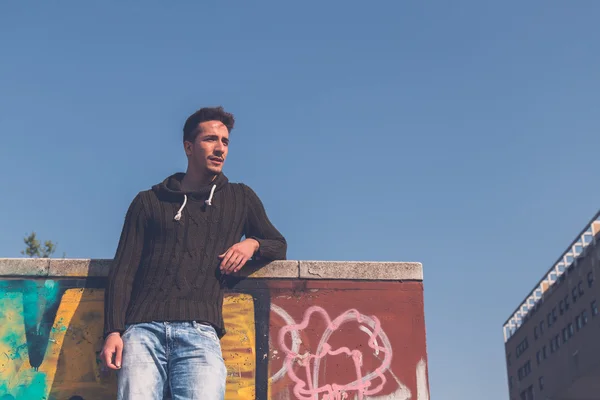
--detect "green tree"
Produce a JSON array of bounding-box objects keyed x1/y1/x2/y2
[{"x1": 21, "y1": 231, "x2": 59, "y2": 258}]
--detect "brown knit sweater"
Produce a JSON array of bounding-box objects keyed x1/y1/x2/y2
[{"x1": 103, "y1": 172, "x2": 287, "y2": 338}]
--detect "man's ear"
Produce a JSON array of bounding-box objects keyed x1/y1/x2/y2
[{"x1": 184, "y1": 141, "x2": 193, "y2": 156}]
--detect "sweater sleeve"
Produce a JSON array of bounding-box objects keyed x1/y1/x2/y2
[
  {"x1": 103, "y1": 192, "x2": 147, "y2": 338},
  {"x1": 242, "y1": 184, "x2": 287, "y2": 260}
]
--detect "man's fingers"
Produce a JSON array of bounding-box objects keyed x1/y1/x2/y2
[
  {"x1": 115, "y1": 343, "x2": 123, "y2": 369},
  {"x1": 107, "y1": 361, "x2": 118, "y2": 370},
  {"x1": 229, "y1": 253, "x2": 244, "y2": 273},
  {"x1": 101, "y1": 349, "x2": 110, "y2": 366},
  {"x1": 233, "y1": 256, "x2": 248, "y2": 273},
  {"x1": 224, "y1": 253, "x2": 242, "y2": 274},
  {"x1": 101, "y1": 351, "x2": 109, "y2": 367},
  {"x1": 224, "y1": 253, "x2": 236, "y2": 271},
  {"x1": 234, "y1": 255, "x2": 249, "y2": 272},
  {"x1": 219, "y1": 249, "x2": 234, "y2": 270},
  {"x1": 101, "y1": 337, "x2": 123, "y2": 370},
  {"x1": 222, "y1": 253, "x2": 236, "y2": 273},
  {"x1": 102, "y1": 349, "x2": 118, "y2": 370}
]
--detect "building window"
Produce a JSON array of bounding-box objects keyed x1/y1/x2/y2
[
  {"x1": 559, "y1": 299, "x2": 565, "y2": 315},
  {"x1": 536, "y1": 350, "x2": 541, "y2": 365},
  {"x1": 573, "y1": 287, "x2": 578, "y2": 302},
  {"x1": 518, "y1": 362, "x2": 531, "y2": 381},
  {"x1": 562, "y1": 327, "x2": 568, "y2": 343},
  {"x1": 565, "y1": 295, "x2": 570, "y2": 310},
  {"x1": 592, "y1": 300, "x2": 598, "y2": 317},
  {"x1": 528, "y1": 385, "x2": 534, "y2": 400},
  {"x1": 507, "y1": 353, "x2": 512, "y2": 366},
  {"x1": 542, "y1": 345, "x2": 547, "y2": 359},
  {"x1": 524, "y1": 360, "x2": 531, "y2": 375},
  {"x1": 516, "y1": 338, "x2": 529, "y2": 358},
  {"x1": 576, "y1": 315, "x2": 582, "y2": 331},
  {"x1": 548, "y1": 312, "x2": 553, "y2": 327},
  {"x1": 583, "y1": 310, "x2": 588, "y2": 325},
  {"x1": 588, "y1": 271, "x2": 595, "y2": 288},
  {"x1": 568, "y1": 322, "x2": 574, "y2": 337},
  {"x1": 534, "y1": 326, "x2": 538, "y2": 339},
  {"x1": 539, "y1": 376, "x2": 544, "y2": 391},
  {"x1": 520, "y1": 385, "x2": 534, "y2": 400},
  {"x1": 550, "y1": 335, "x2": 560, "y2": 352},
  {"x1": 579, "y1": 280, "x2": 584, "y2": 295},
  {"x1": 540, "y1": 320, "x2": 545, "y2": 334}
]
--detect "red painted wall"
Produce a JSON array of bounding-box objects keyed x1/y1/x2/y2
[{"x1": 264, "y1": 281, "x2": 428, "y2": 399}]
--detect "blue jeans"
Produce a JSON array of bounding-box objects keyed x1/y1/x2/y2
[{"x1": 117, "y1": 321, "x2": 227, "y2": 400}]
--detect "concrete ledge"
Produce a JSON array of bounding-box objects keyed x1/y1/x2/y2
[
  {"x1": 300, "y1": 261, "x2": 423, "y2": 280},
  {"x1": 236, "y1": 260, "x2": 299, "y2": 278},
  {"x1": 0, "y1": 258, "x2": 50, "y2": 276},
  {"x1": 0, "y1": 258, "x2": 423, "y2": 281},
  {"x1": 48, "y1": 258, "x2": 112, "y2": 277}
]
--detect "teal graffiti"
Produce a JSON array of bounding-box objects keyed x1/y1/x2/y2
[
  {"x1": 0, "y1": 280, "x2": 61, "y2": 399},
  {"x1": 0, "y1": 280, "x2": 97, "y2": 400},
  {"x1": 22, "y1": 280, "x2": 61, "y2": 370},
  {"x1": 13, "y1": 373, "x2": 48, "y2": 400}
]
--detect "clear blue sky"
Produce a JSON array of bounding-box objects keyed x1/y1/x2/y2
[{"x1": 1, "y1": 1, "x2": 599, "y2": 399}]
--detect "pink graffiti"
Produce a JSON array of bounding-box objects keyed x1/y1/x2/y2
[{"x1": 278, "y1": 306, "x2": 393, "y2": 400}]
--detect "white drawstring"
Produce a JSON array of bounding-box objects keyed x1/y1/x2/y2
[
  {"x1": 174, "y1": 184, "x2": 216, "y2": 221},
  {"x1": 174, "y1": 194, "x2": 188, "y2": 221},
  {"x1": 205, "y1": 184, "x2": 216, "y2": 206}
]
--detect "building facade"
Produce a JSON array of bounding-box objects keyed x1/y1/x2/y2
[{"x1": 504, "y1": 211, "x2": 600, "y2": 400}]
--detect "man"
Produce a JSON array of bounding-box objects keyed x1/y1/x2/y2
[{"x1": 101, "y1": 106, "x2": 287, "y2": 400}]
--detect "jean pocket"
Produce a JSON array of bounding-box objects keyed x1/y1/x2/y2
[
  {"x1": 192, "y1": 322, "x2": 220, "y2": 343},
  {"x1": 121, "y1": 323, "x2": 134, "y2": 337}
]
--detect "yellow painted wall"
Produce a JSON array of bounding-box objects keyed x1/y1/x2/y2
[{"x1": 0, "y1": 286, "x2": 260, "y2": 400}]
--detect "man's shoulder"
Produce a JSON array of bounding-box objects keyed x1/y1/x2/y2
[
  {"x1": 135, "y1": 188, "x2": 155, "y2": 199},
  {"x1": 224, "y1": 181, "x2": 252, "y2": 193},
  {"x1": 126, "y1": 189, "x2": 156, "y2": 207},
  {"x1": 228, "y1": 181, "x2": 264, "y2": 198}
]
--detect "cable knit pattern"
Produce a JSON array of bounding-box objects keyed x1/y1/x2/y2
[{"x1": 103, "y1": 173, "x2": 286, "y2": 338}]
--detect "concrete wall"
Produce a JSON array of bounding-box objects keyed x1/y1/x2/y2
[{"x1": 0, "y1": 258, "x2": 429, "y2": 400}]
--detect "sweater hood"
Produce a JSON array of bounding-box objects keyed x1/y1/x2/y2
[{"x1": 152, "y1": 172, "x2": 229, "y2": 204}]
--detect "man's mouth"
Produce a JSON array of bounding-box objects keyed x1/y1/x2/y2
[{"x1": 209, "y1": 157, "x2": 224, "y2": 164}]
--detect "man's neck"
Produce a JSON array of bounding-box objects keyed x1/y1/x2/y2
[{"x1": 181, "y1": 169, "x2": 217, "y2": 192}]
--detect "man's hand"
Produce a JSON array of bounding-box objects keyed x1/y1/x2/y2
[
  {"x1": 101, "y1": 333, "x2": 123, "y2": 370},
  {"x1": 219, "y1": 238, "x2": 259, "y2": 274}
]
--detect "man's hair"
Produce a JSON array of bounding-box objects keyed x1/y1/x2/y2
[{"x1": 183, "y1": 106, "x2": 235, "y2": 142}]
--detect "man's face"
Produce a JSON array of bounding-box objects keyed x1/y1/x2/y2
[{"x1": 185, "y1": 120, "x2": 229, "y2": 176}]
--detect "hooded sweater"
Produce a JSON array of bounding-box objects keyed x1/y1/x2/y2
[{"x1": 103, "y1": 172, "x2": 287, "y2": 338}]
